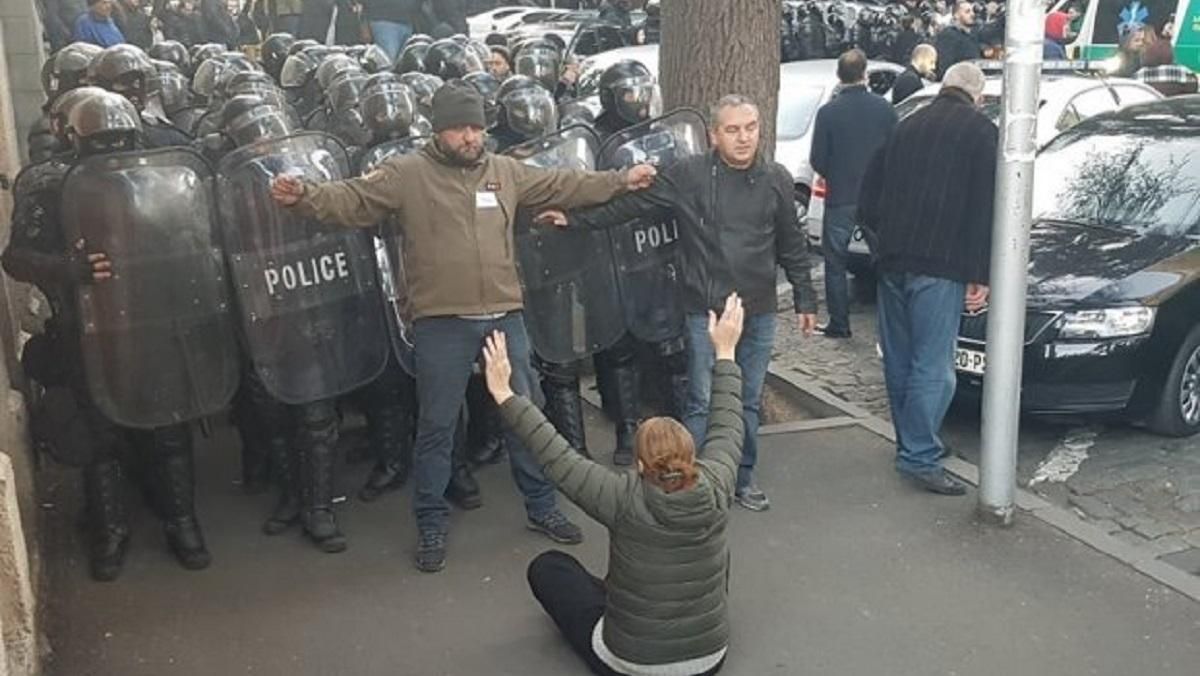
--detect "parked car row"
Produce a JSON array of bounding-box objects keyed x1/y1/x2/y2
[{"x1": 483, "y1": 24, "x2": 1200, "y2": 438}]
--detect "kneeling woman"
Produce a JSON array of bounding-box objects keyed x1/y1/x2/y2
[{"x1": 482, "y1": 294, "x2": 746, "y2": 676}]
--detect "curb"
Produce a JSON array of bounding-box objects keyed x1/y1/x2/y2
[{"x1": 764, "y1": 365, "x2": 1200, "y2": 604}]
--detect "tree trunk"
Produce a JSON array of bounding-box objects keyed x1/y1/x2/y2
[{"x1": 660, "y1": 0, "x2": 781, "y2": 157}]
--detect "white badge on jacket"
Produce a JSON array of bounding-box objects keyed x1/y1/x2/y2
[{"x1": 476, "y1": 191, "x2": 499, "y2": 209}]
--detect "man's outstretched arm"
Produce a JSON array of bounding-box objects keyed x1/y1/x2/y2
[{"x1": 271, "y1": 157, "x2": 407, "y2": 228}]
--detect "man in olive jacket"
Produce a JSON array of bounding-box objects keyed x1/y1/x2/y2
[{"x1": 270, "y1": 82, "x2": 656, "y2": 572}]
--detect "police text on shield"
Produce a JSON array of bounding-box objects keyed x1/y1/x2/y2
[{"x1": 264, "y1": 251, "x2": 352, "y2": 297}]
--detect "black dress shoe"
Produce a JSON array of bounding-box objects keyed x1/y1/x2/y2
[{"x1": 817, "y1": 324, "x2": 853, "y2": 339}]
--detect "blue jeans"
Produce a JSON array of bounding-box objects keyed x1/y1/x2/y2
[
  {"x1": 683, "y1": 312, "x2": 777, "y2": 491},
  {"x1": 369, "y1": 20, "x2": 412, "y2": 62},
  {"x1": 822, "y1": 204, "x2": 856, "y2": 335},
  {"x1": 412, "y1": 313, "x2": 556, "y2": 532},
  {"x1": 876, "y1": 272, "x2": 965, "y2": 475}
]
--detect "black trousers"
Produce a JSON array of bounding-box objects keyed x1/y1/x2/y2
[{"x1": 526, "y1": 551, "x2": 725, "y2": 676}]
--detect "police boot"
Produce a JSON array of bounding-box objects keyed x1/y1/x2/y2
[
  {"x1": 611, "y1": 361, "x2": 641, "y2": 467},
  {"x1": 467, "y1": 376, "x2": 506, "y2": 465},
  {"x1": 83, "y1": 457, "x2": 130, "y2": 582},
  {"x1": 262, "y1": 436, "x2": 302, "y2": 535},
  {"x1": 359, "y1": 401, "x2": 413, "y2": 502},
  {"x1": 446, "y1": 410, "x2": 482, "y2": 510},
  {"x1": 154, "y1": 427, "x2": 211, "y2": 571},
  {"x1": 298, "y1": 403, "x2": 347, "y2": 553},
  {"x1": 542, "y1": 373, "x2": 590, "y2": 459},
  {"x1": 233, "y1": 388, "x2": 270, "y2": 494},
  {"x1": 663, "y1": 341, "x2": 691, "y2": 421}
]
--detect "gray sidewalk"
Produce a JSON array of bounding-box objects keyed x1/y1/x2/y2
[{"x1": 38, "y1": 407, "x2": 1200, "y2": 676}]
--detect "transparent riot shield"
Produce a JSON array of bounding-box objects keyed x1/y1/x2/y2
[
  {"x1": 217, "y1": 131, "x2": 389, "y2": 404},
  {"x1": 61, "y1": 148, "x2": 241, "y2": 428},
  {"x1": 506, "y1": 125, "x2": 626, "y2": 363},
  {"x1": 597, "y1": 109, "x2": 708, "y2": 343},
  {"x1": 357, "y1": 136, "x2": 429, "y2": 376}
]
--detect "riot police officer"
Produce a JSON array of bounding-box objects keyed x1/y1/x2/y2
[
  {"x1": 149, "y1": 40, "x2": 192, "y2": 75},
  {"x1": 89, "y1": 44, "x2": 194, "y2": 147},
  {"x1": 423, "y1": 38, "x2": 484, "y2": 81},
  {"x1": 259, "y1": 32, "x2": 297, "y2": 83},
  {"x1": 491, "y1": 77, "x2": 558, "y2": 152},
  {"x1": 594, "y1": 60, "x2": 658, "y2": 139},
  {"x1": 217, "y1": 96, "x2": 392, "y2": 554},
  {"x1": 5, "y1": 91, "x2": 214, "y2": 580},
  {"x1": 29, "y1": 42, "x2": 104, "y2": 163}
]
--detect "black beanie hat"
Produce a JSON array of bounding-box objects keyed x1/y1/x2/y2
[{"x1": 432, "y1": 81, "x2": 487, "y2": 132}]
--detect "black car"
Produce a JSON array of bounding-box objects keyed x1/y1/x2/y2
[{"x1": 955, "y1": 96, "x2": 1200, "y2": 436}]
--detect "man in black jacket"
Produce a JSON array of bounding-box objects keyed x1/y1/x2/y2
[
  {"x1": 892, "y1": 43, "x2": 937, "y2": 104},
  {"x1": 935, "y1": 1, "x2": 982, "y2": 79},
  {"x1": 857, "y1": 62, "x2": 995, "y2": 496},
  {"x1": 810, "y1": 49, "x2": 896, "y2": 339},
  {"x1": 568, "y1": 95, "x2": 818, "y2": 512}
]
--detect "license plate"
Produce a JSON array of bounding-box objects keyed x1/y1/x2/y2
[{"x1": 955, "y1": 347, "x2": 986, "y2": 375}]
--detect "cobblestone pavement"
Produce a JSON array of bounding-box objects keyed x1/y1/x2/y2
[{"x1": 771, "y1": 266, "x2": 1200, "y2": 576}]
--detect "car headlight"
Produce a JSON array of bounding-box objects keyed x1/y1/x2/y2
[{"x1": 1056, "y1": 307, "x2": 1155, "y2": 339}]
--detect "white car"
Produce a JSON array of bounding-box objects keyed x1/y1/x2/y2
[
  {"x1": 467, "y1": 6, "x2": 541, "y2": 39},
  {"x1": 806, "y1": 72, "x2": 1163, "y2": 272}
]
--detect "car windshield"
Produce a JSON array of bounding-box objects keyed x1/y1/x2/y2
[
  {"x1": 776, "y1": 85, "x2": 825, "y2": 139},
  {"x1": 1033, "y1": 117, "x2": 1200, "y2": 236}
]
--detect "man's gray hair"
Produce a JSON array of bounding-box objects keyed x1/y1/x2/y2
[
  {"x1": 942, "y1": 62, "x2": 986, "y2": 100},
  {"x1": 709, "y1": 94, "x2": 759, "y2": 129}
]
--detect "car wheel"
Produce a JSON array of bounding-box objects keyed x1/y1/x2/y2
[{"x1": 1146, "y1": 325, "x2": 1200, "y2": 437}]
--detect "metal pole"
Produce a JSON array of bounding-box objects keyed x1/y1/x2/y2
[{"x1": 978, "y1": 0, "x2": 1043, "y2": 525}]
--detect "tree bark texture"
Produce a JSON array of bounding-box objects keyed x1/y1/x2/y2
[{"x1": 660, "y1": 0, "x2": 782, "y2": 157}]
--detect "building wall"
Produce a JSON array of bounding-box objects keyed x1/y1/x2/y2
[
  {"x1": 2, "y1": 0, "x2": 47, "y2": 163},
  {"x1": 0, "y1": 3, "x2": 43, "y2": 675}
]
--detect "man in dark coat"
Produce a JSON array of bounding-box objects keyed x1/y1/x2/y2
[
  {"x1": 857, "y1": 62, "x2": 996, "y2": 496},
  {"x1": 810, "y1": 49, "x2": 897, "y2": 339}
]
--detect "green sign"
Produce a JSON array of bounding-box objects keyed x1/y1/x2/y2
[{"x1": 1175, "y1": 0, "x2": 1200, "y2": 71}]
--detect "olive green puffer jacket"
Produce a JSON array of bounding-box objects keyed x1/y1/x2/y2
[{"x1": 501, "y1": 359, "x2": 744, "y2": 665}]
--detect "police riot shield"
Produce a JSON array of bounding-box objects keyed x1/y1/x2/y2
[
  {"x1": 357, "y1": 136, "x2": 428, "y2": 375},
  {"x1": 217, "y1": 131, "x2": 389, "y2": 404},
  {"x1": 60, "y1": 148, "x2": 241, "y2": 429},
  {"x1": 597, "y1": 109, "x2": 708, "y2": 344},
  {"x1": 505, "y1": 125, "x2": 625, "y2": 364}
]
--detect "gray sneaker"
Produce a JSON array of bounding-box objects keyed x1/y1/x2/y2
[{"x1": 735, "y1": 485, "x2": 771, "y2": 511}]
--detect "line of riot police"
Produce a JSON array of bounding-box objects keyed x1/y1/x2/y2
[
  {"x1": 8, "y1": 28, "x2": 702, "y2": 581},
  {"x1": 780, "y1": 0, "x2": 1007, "y2": 65}
]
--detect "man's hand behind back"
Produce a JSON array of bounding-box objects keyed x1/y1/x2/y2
[{"x1": 965, "y1": 283, "x2": 989, "y2": 313}]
